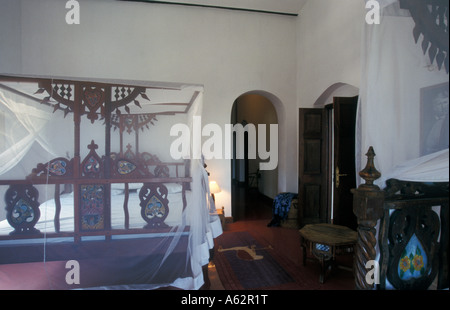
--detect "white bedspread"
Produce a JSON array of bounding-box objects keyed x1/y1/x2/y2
[{"x1": 379, "y1": 148, "x2": 449, "y2": 187}]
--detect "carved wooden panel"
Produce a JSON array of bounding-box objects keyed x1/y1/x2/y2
[
  {"x1": 111, "y1": 113, "x2": 157, "y2": 133},
  {"x1": 5, "y1": 185, "x2": 41, "y2": 235},
  {"x1": 30, "y1": 157, "x2": 73, "y2": 179},
  {"x1": 112, "y1": 145, "x2": 141, "y2": 178},
  {"x1": 81, "y1": 140, "x2": 103, "y2": 178},
  {"x1": 141, "y1": 152, "x2": 170, "y2": 177},
  {"x1": 139, "y1": 183, "x2": 169, "y2": 229},
  {"x1": 380, "y1": 198, "x2": 447, "y2": 289},
  {"x1": 35, "y1": 81, "x2": 151, "y2": 122},
  {"x1": 80, "y1": 184, "x2": 106, "y2": 231},
  {"x1": 399, "y1": 0, "x2": 449, "y2": 73},
  {"x1": 82, "y1": 85, "x2": 106, "y2": 123}
]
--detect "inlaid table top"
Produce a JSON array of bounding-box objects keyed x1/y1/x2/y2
[{"x1": 299, "y1": 223, "x2": 357, "y2": 246}]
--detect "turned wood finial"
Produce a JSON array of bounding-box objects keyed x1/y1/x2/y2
[{"x1": 359, "y1": 146, "x2": 381, "y2": 189}]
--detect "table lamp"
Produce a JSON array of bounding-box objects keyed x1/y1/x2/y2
[{"x1": 209, "y1": 180, "x2": 221, "y2": 202}]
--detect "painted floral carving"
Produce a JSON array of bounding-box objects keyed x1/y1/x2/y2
[{"x1": 398, "y1": 235, "x2": 427, "y2": 279}]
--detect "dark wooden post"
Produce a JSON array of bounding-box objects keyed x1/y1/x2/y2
[
  {"x1": 351, "y1": 147, "x2": 384, "y2": 289},
  {"x1": 73, "y1": 82, "x2": 82, "y2": 243}
]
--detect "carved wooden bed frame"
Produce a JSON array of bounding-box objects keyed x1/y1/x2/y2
[
  {"x1": 0, "y1": 75, "x2": 210, "y2": 289},
  {"x1": 352, "y1": 147, "x2": 449, "y2": 290}
]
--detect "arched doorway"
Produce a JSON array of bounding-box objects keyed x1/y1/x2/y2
[{"x1": 230, "y1": 92, "x2": 279, "y2": 221}]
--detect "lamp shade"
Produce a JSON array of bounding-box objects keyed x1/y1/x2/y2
[{"x1": 209, "y1": 181, "x2": 221, "y2": 194}]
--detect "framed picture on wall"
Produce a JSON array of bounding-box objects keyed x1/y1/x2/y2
[{"x1": 420, "y1": 82, "x2": 449, "y2": 156}]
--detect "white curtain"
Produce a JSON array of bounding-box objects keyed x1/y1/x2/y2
[
  {"x1": 356, "y1": 0, "x2": 449, "y2": 187},
  {"x1": 0, "y1": 89, "x2": 57, "y2": 176}
]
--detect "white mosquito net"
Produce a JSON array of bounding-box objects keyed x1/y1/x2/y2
[
  {"x1": 0, "y1": 74, "x2": 222, "y2": 289},
  {"x1": 357, "y1": 0, "x2": 449, "y2": 187}
]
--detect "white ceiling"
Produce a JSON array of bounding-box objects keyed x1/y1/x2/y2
[{"x1": 152, "y1": 0, "x2": 308, "y2": 15}]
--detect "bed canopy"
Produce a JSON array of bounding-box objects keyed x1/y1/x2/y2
[
  {"x1": 357, "y1": 0, "x2": 449, "y2": 188},
  {"x1": 0, "y1": 74, "x2": 222, "y2": 289}
]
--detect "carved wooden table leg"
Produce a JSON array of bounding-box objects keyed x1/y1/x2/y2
[
  {"x1": 300, "y1": 236, "x2": 307, "y2": 266},
  {"x1": 318, "y1": 255, "x2": 326, "y2": 284}
]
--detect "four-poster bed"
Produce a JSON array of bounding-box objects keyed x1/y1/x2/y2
[{"x1": 0, "y1": 75, "x2": 221, "y2": 289}]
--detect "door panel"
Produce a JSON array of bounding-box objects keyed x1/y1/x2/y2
[
  {"x1": 304, "y1": 184, "x2": 321, "y2": 219},
  {"x1": 304, "y1": 139, "x2": 322, "y2": 173},
  {"x1": 298, "y1": 109, "x2": 329, "y2": 226}
]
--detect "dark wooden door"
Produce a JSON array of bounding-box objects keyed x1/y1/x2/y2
[
  {"x1": 333, "y1": 96, "x2": 358, "y2": 230},
  {"x1": 298, "y1": 108, "x2": 329, "y2": 227}
]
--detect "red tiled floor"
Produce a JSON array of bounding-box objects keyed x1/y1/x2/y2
[{"x1": 214, "y1": 187, "x2": 355, "y2": 290}]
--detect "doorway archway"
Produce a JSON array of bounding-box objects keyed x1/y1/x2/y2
[
  {"x1": 230, "y1": 91, "x2": 279, "y2": 220},
  {"x1": 230, "y1": 92, "x2": 280, "y2": 221}
]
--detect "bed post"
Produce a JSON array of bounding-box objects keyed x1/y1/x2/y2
[
  {"x1": 351, "y1": 147, "x2": 384, "y2": 289},
  {"x1": 73, "y1": 83, "x2": 82, "y2": 242}
]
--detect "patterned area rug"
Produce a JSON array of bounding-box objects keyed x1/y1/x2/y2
[
  {"x1": 213, "y1": 231, "x2": 354, "y2": 290},
  {"x1": 214, "y1": 231, "x2": 293, "y2": 289}
]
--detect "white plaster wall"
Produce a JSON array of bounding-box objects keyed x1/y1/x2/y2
[
  {"x1": 296, "y1": 0, "x2": 365, "y2": 109},
  {"x1": 0, "y1": 0, "x2": 298, "y2": 218},
  {"x1": 0, "y1": 0, "x2": 21, "y2": 73}
]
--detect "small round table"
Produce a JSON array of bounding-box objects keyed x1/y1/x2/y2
[{"x1": 299, "y1": 223, "x2": 357, "y2": 283}]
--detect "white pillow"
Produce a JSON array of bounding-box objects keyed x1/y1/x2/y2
[
  {"x1": 110, "y1": 182, "x2": 182, "y2": 194},
  {"x1": 111, "y1": 183, "x2": 143, "y2": 190},
  {"x1": 163, "y1": 183, "x2": 183, "y2": 194}
]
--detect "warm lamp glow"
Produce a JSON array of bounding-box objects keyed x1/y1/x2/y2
[{"x1": 209, "y1": 181, "x2": 221, "y2": 194}]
